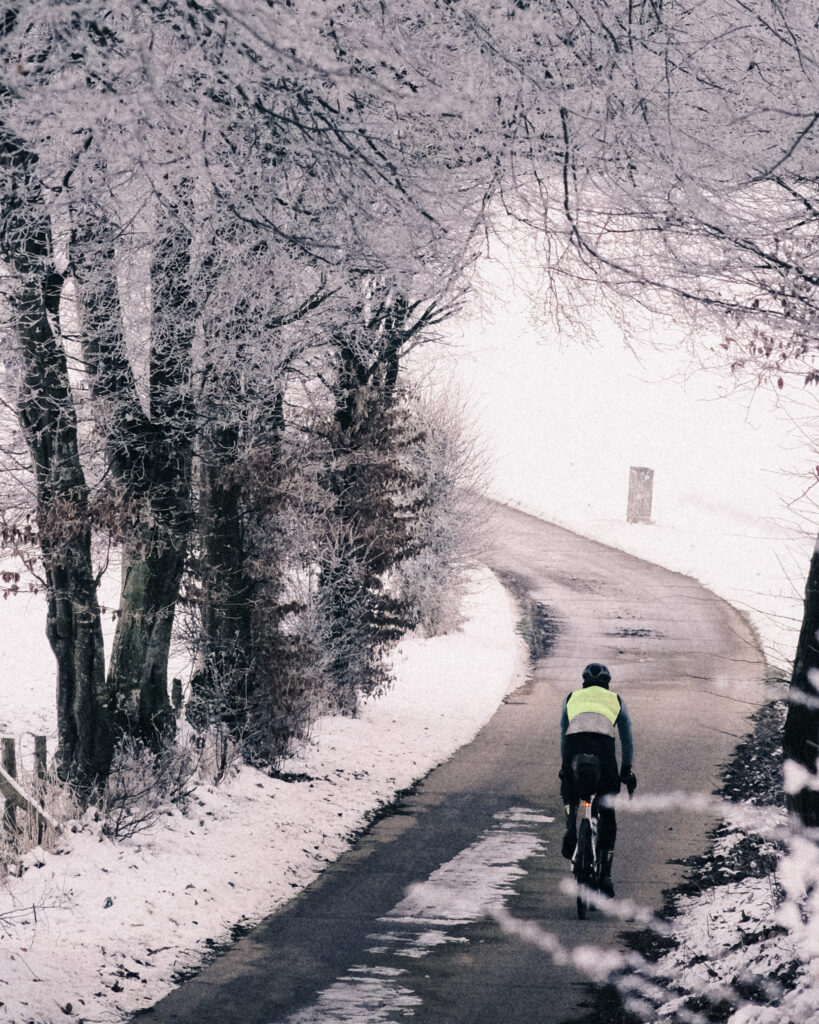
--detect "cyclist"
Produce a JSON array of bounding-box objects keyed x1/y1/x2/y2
[{"x1": 559, "y1": 662, "x2": 636, "y2": 898}]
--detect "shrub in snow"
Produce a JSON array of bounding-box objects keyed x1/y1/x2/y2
[
  {"x1": 391, "y1": 389, "x2": 490, "y2": 638},
  {"x1": 184, "y1": 657, "x2": 255, "y2": 783},
  {"x1": 100, "y1": 735, "x2": 199, "y2": 841}
]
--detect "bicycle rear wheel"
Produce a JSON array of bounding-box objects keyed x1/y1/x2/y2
[{"x1": 574, "y1": 819, "x2": 593, "y2": 919}]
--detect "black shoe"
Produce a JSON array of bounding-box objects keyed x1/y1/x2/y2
[
  {"x1": 599, "y1": 875, "x2": 615, "y2": 898},
  {"x1": 561, "y1": 829, "x2": 576, "y2": 859}
]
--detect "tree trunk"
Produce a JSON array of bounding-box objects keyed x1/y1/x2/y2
[
  {"x1": 198, "y1": 422, "x2": 254, "y2": 710},
  {"x1": 108, "y1": 526, "x2": 187, "y2": 740},
  {"x1": 784, "y1": 537, "x2": 819, "y2": 826},
  {"x1": 70, "y1": 188, "x2": 147, "y2": 482},
  {"x1": 0, "y1": 122, "x2": 112, "y2": 785},
  {"x1": 71, "y1": 192, "x2": 194, "y2": 746},
  {"x1": 107, "y1": 203, "x2": 195, "y2": 743}
]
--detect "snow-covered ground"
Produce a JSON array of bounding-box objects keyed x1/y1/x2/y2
[{"x1": 0, "y1": 568, "x2": 528, "y2": 1024}]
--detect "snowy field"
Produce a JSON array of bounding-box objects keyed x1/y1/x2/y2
[{"x1": 0, "y1": 568, "x2": 528, "y2": 1024}]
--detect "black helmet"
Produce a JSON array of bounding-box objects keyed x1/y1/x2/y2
[{"x1": 582, "y1": 663, "x2": 611, "y2": 688}]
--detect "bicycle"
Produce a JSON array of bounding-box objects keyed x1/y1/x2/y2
[
  {"x1": 569, "y1": 753, "x2": 604, "y2": 920},
  {"x1": 572, "y1": 793, "x2": 603, "y2": 919}
]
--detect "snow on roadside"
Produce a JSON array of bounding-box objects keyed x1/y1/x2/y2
[
  {"x1": 0, "y1": 566, "x2": 527, "y2": 1024},
  {"x1": 647, "y1": 813, "x2": 793, "y2": 1017}
]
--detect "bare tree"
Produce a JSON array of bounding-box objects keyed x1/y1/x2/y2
[{"x1": 0, "y1": 40, "x2": 112, "y2": 783}]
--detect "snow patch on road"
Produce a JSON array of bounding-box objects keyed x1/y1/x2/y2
[
  {"x1": 386, "y1": 807, "x2": 551, "y2": 928},
  {"x1": 283, "y1": 805, "x2": 551, "y2": 1023}
]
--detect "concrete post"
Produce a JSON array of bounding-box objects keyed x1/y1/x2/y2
[{"x1": 627, "y1": 467, "x2": 654, "y2": 524}]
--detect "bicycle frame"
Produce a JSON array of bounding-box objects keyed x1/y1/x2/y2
[
  {"x1": 581, "y1": 798, "x2": 599, "y2": 846},
  {"x1": 572, "y1": 795, "x2": 602, "y2": 919}
]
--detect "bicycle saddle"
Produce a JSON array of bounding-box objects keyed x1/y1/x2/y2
[{"x1": 571, "y1": 753, "x2": 601, "y2": 799}]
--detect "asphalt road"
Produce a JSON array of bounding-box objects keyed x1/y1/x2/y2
[{"x1": 135, "y1": 505, "x2": 767, "y2": 1024}]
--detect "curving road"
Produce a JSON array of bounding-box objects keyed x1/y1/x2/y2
[{"x1": 135, "y1": 505, "x2": 766, "y2": 1024}]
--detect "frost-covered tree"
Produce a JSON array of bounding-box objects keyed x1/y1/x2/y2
[
  {"x1": 0, "y1": 0, "x2": 513, "y2": 779},
  {"x1": 394, "y1": 388, "x2": 489, "y2": 637},
  {"x1": 0, "y1": 109, "x2": 112, "y2": 785},
  {"x1": 314, "y1": 288, "x2": 451, "y2": 709}
]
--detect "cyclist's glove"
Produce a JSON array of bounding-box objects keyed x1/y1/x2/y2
[{"x1": 620, "y1": 765, "x2": 637, "y2": 796}]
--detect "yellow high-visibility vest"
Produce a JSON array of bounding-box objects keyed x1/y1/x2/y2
[{"x1": 565, "y1": 685, "x2": 621, "y2": 737}]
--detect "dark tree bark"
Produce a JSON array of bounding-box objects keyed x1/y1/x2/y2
[
  {"x1": 784, "y1": 540, "x2": 819, "y2": 827},
  {"x1": 198, "y1": 420, "x2": 254, "y2": 708},
  {"x1": 69, "y1": 189, "x2": 147, "y2": 482},
  {"x1": 109, "y1": 203, "x2": 195, "y2": 742},
  {"x1": 0, "y1": 121, "x2": 112, "y2": 784},
  {"x1": 71, "y1": 191, "x2": 194, "y2": 745}
]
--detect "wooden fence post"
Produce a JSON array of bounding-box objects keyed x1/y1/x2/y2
[
  {"x1": 627, "y1": 466, "x2": 654, "y2": 524},
  {"x1": 2, "y1": 738, "x2": 17, "y2": 837},
  {"x1": 34, "y1": 735, "x2": 47, "y2": 780},
  {"x1": 34, "y1": 735, "x2": 47, "y2": 844},
  {"x1": 0, "y1": 736, "x2": 58, "y2": 842}
]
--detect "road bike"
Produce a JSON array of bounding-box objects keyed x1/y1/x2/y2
[
  {"x1": 572, "y1": 793, "x2": 603, "y2": 919},
  {"x1": 569, "y1": 753, "x2": 604, "y2": 920}
]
